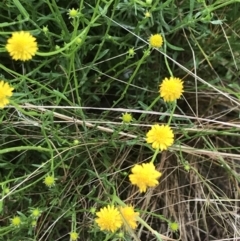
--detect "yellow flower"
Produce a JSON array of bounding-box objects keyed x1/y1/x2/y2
[
  {"x1": 144, "y1": 11, "x2": 151, "y2": 18},
  {"x1": 43, "y1": 175, "x2": 55, "y2": 187},
  {"x1": 169, "y1": 222, "x2": 179, "y2": 232},
  {"x1": 128, "y1": 48, "x2": 135, "y2": 57},
  {"x1": 6, "y1": 31, "x2": 38, "y2": 61},
  {"x1": 31, "y1": 208, "x2": 41, "y2": 218},
  {"x1": 0, "y1": 81, "x2": 14, "y2": 108},
  {"x1": 11, "y1": 216, "x2": 21, "y2": 226},
  {"x1": 119, "y1": 206, "x2": 139, "y2": 229},
  {"x1": 68, "y1": 8, "x2": 79, "y2": 18},
  {"x1": 129, "y1": 162, "x2": 162, "y2": 193},
  {"x1": 149, "y1": 34, "x2": 163, "y2": 48},
  {"x1": 122, "y1": 112, "x2": 133, "y2": 123},
  {"x1": 146, "y1": 124, "x2": 174, "y2": 150},
  {"x1": 70, "y1": 232, "x2": 79, "y2": 240},
  {"x1": 3, "y1": 187, "x2": 10, "y2": 194},
  {"x1": 73, "y1": 139, "x2": 80, "y2": 145},
  {"x1": 31, "y1": 220, "x2": 37, "y2": 227},
  {"x1": 95, "y1": 205, "x2": 123, "y2": 232},
  {"x1": 42, "y1": 25, "x2": 49, "y2": 35},
  {"x1": 76, "y1": 38, "x2": 82, "y2": 44},
  {"x1": 159, "y1": 77, "x2": 184, "y2": 102}
]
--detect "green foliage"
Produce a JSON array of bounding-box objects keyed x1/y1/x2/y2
[{"x1": 1, "y1": 0, "x2": 240, "y2": 240}]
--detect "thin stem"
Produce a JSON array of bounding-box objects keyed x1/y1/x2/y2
[
  {"x1": 151, "y1": 148, "x2": 159, "y2": 163},
  {"x1": 167, "y1": 101, "x2": 177, "y2": 125}
]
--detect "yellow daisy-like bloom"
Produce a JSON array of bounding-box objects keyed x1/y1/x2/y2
[
  {"x1": 146, "y1": 124, "x2": 174, "y2": 150},
  {"x1": 149, "y1": 34, "x2": 163, "y2": 48},
  {"x1": 159, "y1": 77, "x2": 184, "y2": 102},
  {"x1": 129, "y1": 162, "x2": 162, "y2": 193},
  {"x1": 43, "y1": 175, "x2": 55, "y2": 187},
  {"x1": 95, "y1": 205, "x2": 123, "y2": 232},
  {"x1": 119, "y1": 206, "x2": 139, "y2": 229},
  {"x1": 11, "y1": 216, "x2": 21, "y2": 226},
  {"x1": 0, "y1": 81, "x2": 14, "y2": 108},
  {"x1": 70, "y1": 232, "x2": 79, "y2": 241},
  {"x1": 6, "y1": 31, "x2": 38, "y2": 61},
  {"x1": 122, "y1": 112, "x2": 133, "y2": 123}
]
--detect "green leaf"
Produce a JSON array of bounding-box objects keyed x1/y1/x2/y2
[
  {"x1": 210, "y1": 20, "x2": 223, "y2": 25},
  {"x1": 96, "y1": 49, "x2": 110, "y2": 60},
  {"x1": 166, "y1": 41, "x2": 184, "y2": 51}
]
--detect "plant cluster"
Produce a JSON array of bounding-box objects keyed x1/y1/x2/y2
[{"x1": 1, "y1": 0, "x2": 240, "y2": 241}]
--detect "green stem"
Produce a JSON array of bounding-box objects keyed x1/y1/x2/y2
[
  {"x1": 138, "y1": 95, "x2": 161, "y2": 121},
  {"x1": 211, "y1": 0, "x2": 240, "y2": 11},
  {"x1": 161, "y1": 27, "x2": 173, "y2": 77},
  {"x1": 136, "y1": 217, "x2": 162, "y2": 241},
  {"x1": 167, "y1": 101, "x2": 176, "y2": 125},
  {"x1": 0, "y1": 146, "x2": 50, "y2": 154},
  {"x1": 112, "y1": 46, "x2": 150, "y2": 108},
  {"x1": 151, "y1": 148, "x2": 159, "y2": 163}
]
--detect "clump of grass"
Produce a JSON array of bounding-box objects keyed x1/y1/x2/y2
[{"x1": 1, "y1": 0, "x2": 240, "y2": 240}]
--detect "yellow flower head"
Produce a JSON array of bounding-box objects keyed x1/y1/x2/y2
[
  {"x1": 149, "y1": 34, "x2": 163, "y2": 48},
  {"x1": 31, "y1": 220, "x2": 37, "y2": 227},
  {"x1": 95, "y1": 205, "x2": 123, "y2": 232},
  {"x1": 129, "y1": 162, "x2": 162, "y2": 193},
  {"x1": 31, "y1": 208, "x2": 41, "y2": 218},
  {"x1": 0, "y1": 81, "x2": 14, "y2": 108},
  {"x1": 159, "y1": 77, "x2": 184, "y2": 102},
  {"x1": 42, "y1": 25, "x2": 49, "y2": 35},
  {"x1": 3, "y1": 187, "x2": 10, "y2": 194},
  {"x1": 128, "y1": 48, "x2": 136, "y2": 57},
  {"x1": 43, "y1": 175, "x2": 55, "y2": 187},
  {"x1": 90, "y1": 207, "x2": 96, "y2": 214},
  {"x1": 144, "y1": 11, "x2": 151, "y2": 18},
  {"x1": 11, "y1": 216, "x2": 21, "y2": 226},
  {"x1": 76, "y1": 37, "x2": 82, "y2": 44},
  {"x1": 119, "y1": 206, "x2": 139, "y2": 229},
  {"x1": 73, "y1": 139, "x2": 80, "y2": 145},
  {"x1": 6, "y1": 31, "x2": 38, "y2": 61},
  {"x1": 146, "y1": 124, "x2": 174, "y2": 150},
  {"x1": 169, "y1": 222, "x2": 179, "y2": 232},
  {"x1": 122, "y1": 112, "x2": 133, "y2": 123},
  {"x1": 68, "y1": 8, "x2": 79, "y2": 18},
  {"x1": 70, "y1": 232, "x2": 79, "y2": 241}
]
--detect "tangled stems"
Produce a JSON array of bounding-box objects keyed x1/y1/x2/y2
[{"x1": 112, "y1": 46, "x2": 152, "y2": 108}]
